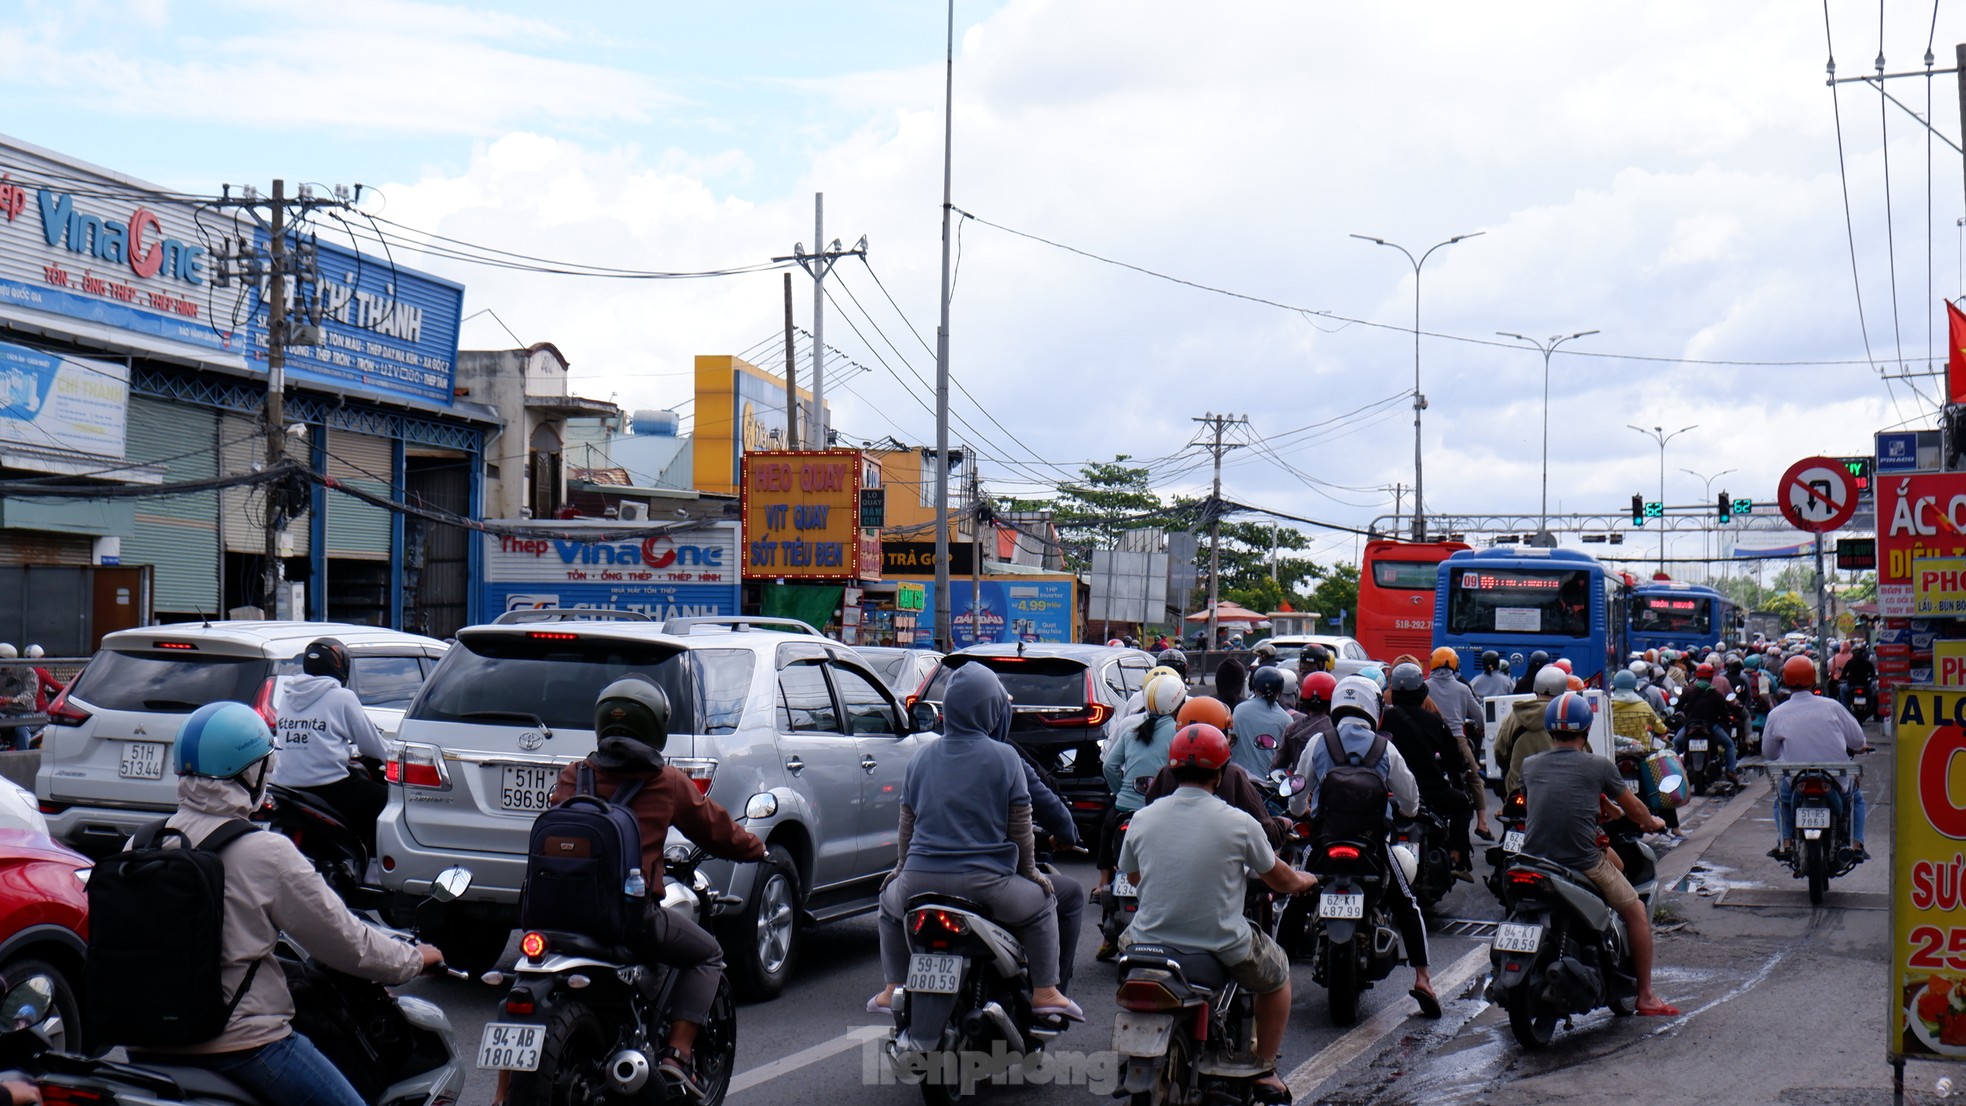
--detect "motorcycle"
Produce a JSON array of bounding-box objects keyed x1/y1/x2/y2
[
  {"x1": 883, "y1": 873, "x2": 1070, "y2": 1103},
  {"x1": 1100, "y1": 813, "x2": 1140, "y2": 957},
  {"x1": 1488, "y1": 816, "x2": 1663, "y2": 1048},
  {"x1": 1848, "y1": 681, "x2": 1876, "y2": 724},
  {"x1": 258, "y1": 774, "x2": 390, "y2": 915},
  {"x1": 1111, "y1": 942, "x2": 1270, "y2": 1105},
  {"x1": 484, "y1": 845, "x2": 743, "y2": 1105},
  {"x1": 1304, "y1": 835, "x2": 1402, "y2": 1027},
  {"x1": 1774, "y1": 762, "x2": 1866, "y2": 905},
  {"x1": 1391, "y1": 806, "x2": 1452, "y2": 913},
  {"x1": 1484, "y1": 789, "x2": 1528, "y2": 908},
  {"x1": 1680, "y1": 717, "x2": 1731, "y2": 797},
  {"x1": 26, "y1": 868, "x2": 474, "y2": 1105}
]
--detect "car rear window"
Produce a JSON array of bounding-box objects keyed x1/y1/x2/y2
[
  {"x1": 921, "y1": 657, "x2": 1088, "y2": 708},
  {"x1": 349, "y1": 655, "x2": 428, "y2": 709},
  {"x1": 408, "y1": 634, "x2": 694, "y2": 733},
  {"x1": 867, "y1": 653, "x2": 910, "y2": 689},
  {"x1": 69, "y1": 651, "x2": 272, "y2": 713}
]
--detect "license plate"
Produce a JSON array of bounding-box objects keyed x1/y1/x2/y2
[
  {"x1": 1112, "y1": 871, "x2": 1138, "y2": 898},
  {"x1": 477, "y1": 1022, "x2": 543, "y2": 1071},
  {"x1": 1494, "y1": 922, "x2": 1544, "y2": 954},
  {"x1": 1623, "y1": 777, "x2": 1640, "y2": 791},
  {"x1": 1688, "y1": 739, "x2": 1710, "y2": 752},
  {"x1": 1795, "y1": 806, "x2": 1832, "y2": 829},
  {"x1": 117, "y1": 741, "x2": 165, "y2": 780},
  {"x1": 499, "y1": 765, "x2": 555, "y2": 812},
  {"x1": 1502, "y1": 830, "x2": 1525, "y2": 853},
  {"x1": 1319, "y1": 892, "x2": 1364, "y2": 919},
  {"x1": 907, "y1": 953, "x2": 964, "y2": 994}
]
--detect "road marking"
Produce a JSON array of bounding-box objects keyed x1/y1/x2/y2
[
  {"x1": 1284, "y1": 942, "x2": 1490, "y2": 1098},
  {"x1": 728, "y1": 1024, "x2": 888, "y2": 1097}
]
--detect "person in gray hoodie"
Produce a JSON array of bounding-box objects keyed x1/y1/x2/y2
[
  {"x1": 869, "y1": 664, "x2": 1077, "y2": 1019},
  {"x1": 132, "y1": 701, "x2": 438, "y2": 1106},
  {"x1": 271, "y1": 638, "x2": 387, "y2": 851}
]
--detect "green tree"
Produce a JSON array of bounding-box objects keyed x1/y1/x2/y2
[
  {"x1": 1764, "y1": 590, "x2": 1811, "y2": 631},
  {"x1": 1005, "y1": 456, "x2": 1166, "y2": 574},
  {"x1": 1206, "y1": 519, "x2": 1323, "y2": 608},
  {"x1": 1307, "y1": 563, "x2": 1361, "y2": 637}
]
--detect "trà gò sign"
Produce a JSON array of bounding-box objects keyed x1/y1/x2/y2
[{"x1": 740, "y1": 450, "x2": 880, "y2": 581}]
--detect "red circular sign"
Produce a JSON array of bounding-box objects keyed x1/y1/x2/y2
[{"x1": 1777, "y1": 455, "x2": 1859, "y2": 533}]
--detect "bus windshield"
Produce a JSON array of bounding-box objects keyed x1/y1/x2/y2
[
  {"x1": 1446, "y1": 568, "x2": 1592, "y2": 638},
  {"x1": 1371, "y1": 560, "x2": 1439, "y2": 591},
  {"x1": 1633, "y1": 595, "x2": 1711, "y2": 636}
]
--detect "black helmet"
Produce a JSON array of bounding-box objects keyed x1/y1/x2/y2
[
  {"x1": 1250, "y1": 666, "x2": 1286, "y2": 699},
  {"x1": 1853, "y1": 643, "x2": 1869, "y2": 660},
  {"x1": 1302, "y1": 643, "x2": 1331, "y2": 672},
  {"x1": 301, "y1": 638, "x2": 351, "y2": 685},
  {"x1": 1156, "y1": 648, "x2": 1189, "y2": 679},
  {"x1": 1480, "y1": 649, "x2": 1500, "y2": 671},
  {"x1": 594, "y1": 676, "x2": 671, "y2": 752},
  {"x1": 1528, "y1": 650, "x2": 1550, "y2": 669}
]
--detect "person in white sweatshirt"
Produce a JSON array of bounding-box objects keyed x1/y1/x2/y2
[{"x1": 272, "y1": 638, "x2": 386, "y2": 850}]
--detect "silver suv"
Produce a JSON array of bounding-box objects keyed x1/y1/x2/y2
[
  {"x1": 375, "y1": 621, "x2": 933, "y2": 997},
  {"x1": 37, "y1": 621, "x2": 448, "y2": 856}
]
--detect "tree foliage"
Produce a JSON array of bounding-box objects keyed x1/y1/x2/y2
[{"x1": 1004, "y1": 456, "x2": 1164, "y2": 574}]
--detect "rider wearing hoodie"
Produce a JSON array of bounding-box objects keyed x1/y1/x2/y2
[{"x1": 271, "y1": 638, "x2": 388, "y2": 851}]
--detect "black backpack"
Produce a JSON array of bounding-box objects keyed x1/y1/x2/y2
[
  {"x1": 85, "y1": 819, "x2": 261, "y2": 1047},
  {"x1": 1317, "y1": 729, "x2": 1391, "y2": 841},
  {"x1": 519, "y1": 762, "x2": 649, "y2": 945}
]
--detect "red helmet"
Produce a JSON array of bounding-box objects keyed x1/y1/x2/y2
[
  {"x1": 1695, "y1": 662, "x2": 1715, "y2": 680},
  {"x1": 1552, "y1": 657, "x2": 1574, "y2": 674},
  {"x1": 1781, "y1": 655, "x2": 1818, "y2": 689},
  {"x1": 1300, "y1": 670, "x2": 1338, "y2": 706},
  {"x1": 1168, "y1": 723, "x2": 1232, "y2": 770}
]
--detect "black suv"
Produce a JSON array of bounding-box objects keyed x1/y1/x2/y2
[{"x1": 910, "y1": 644, "x2": 1155, "y2": 839}]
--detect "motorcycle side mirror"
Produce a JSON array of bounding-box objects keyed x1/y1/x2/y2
[
  {"x1": 1256, "y1": 733, "x2": 1278, "y2": 751},
  {"x1": 1277, "y1": 773, "x2": 1307, "y2": 798},
  {"x1": 1134, "y1": 776, "x2": 1156, "y2": 794},
  {"x1": 0, "y1": 973, "x2": 55, "y2": 1031},
  {"x1": 1656, "y1": 774, "x2": 1684, "y2": 794},
  {"x1": 431, "y1": 867, "x2": 473, "y2": 903}
]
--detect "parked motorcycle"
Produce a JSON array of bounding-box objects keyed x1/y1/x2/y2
[
  {"x1": 1111, "y1": 941, "x2": 1272, "y2": 1105},
  {"x1": 1774, "y1": 762, "x2": 1866, "y2": 905},
  {"x1": 1483, "y1": 789, "x2": 1528, "y2": 907},
  {"x1": 1304, "y1": 837, "x2": 1402, "y2": 1027},
  {"x1": 485, "y1": 846, "x2": 743, "y2": 1105},
  {"x1": 883, "y1": 873, "x2": 1070, "y2": 1103},
  {"x1": 26, "y1": 868, "x2": 474, "y2": 1104},
  {"x1": 1488, "y1": 817, "x2": 1662, "y2": 1048}
]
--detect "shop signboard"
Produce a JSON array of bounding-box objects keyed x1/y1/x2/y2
[
  {"x1": 0, "y1": 141, "x2": 252, "y2": 359},
  {"x1": 0, "y1": 339, "x2": 127, "y2": 461},
  {"x1": 477, "y1": 522, "x2": 739, "y2": 620},
  {"x1": 1890, "y1": 687, "x2": 1966, "y2": 1060},
  {"x1": 246, "y1": 234, "x2": 461, "y2": 407},
  {"x1": 1935, "y1": 642, "x2": 1966, "y2": 688},
  {"x1": 882, "y1": 541, "x2": 975, "y2": 577},
  {"x1": 1914, "y1": 557, "x2": 1966, "y2": 617},
  {"x1": 1877, "y1": 473, "x2": 1966, "y2": 617},
  {"x1": 740, "y1": 450, "x2": 871, "y2": 580},
  {"x1": 913, "y1": 576, "x2": 1076, "y2": 648}
]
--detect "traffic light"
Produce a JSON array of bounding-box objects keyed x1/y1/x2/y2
[
  {"x1": 1732, "y1": 497, "x2": 1752, "y2": 517},
  {"x1": 1717, "y1": 491, "x2": 1731, "y2": 523},
  {"x1": 1631, "y1": 494, "x2": 1645, "y2": 527}
]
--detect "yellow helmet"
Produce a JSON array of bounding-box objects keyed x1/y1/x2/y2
[{"x1": 1144, "y1": 672, "x2": 1188, "y2": 716}]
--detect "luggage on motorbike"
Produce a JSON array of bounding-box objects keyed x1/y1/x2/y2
[
  {"x1": 1317, "y1": 730, "x2": 1391, "y2": 840},
  {"x1": 519, "y1": 763, "x2": 648, "y2": 945},
  {"x1": 84, "y1": 818, "x2": 262, "y2": 1047},
  {"x1": 1644, "y1": 749, "x2": 1690, "y2": 808}
]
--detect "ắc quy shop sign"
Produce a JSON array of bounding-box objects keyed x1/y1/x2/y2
[
  {"x1": 1890, "y1": 687, "x2": 1966, "y2": 1059},
  {"x1": 1877, "y1": 473, "x2": 1966, "y2": 617},
  {"x1": 740, "y1": 450, "x2": 869, "y2": 579}
]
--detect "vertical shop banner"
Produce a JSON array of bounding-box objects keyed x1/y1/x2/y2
[
  {"x1": 477, "y1": 524, "x2": 739, "y2": 619},
  {"x1": 1892, "y1": 687, "x2": 1966, "y2": 1060},
  {"x1": 1878, "y1": 474, "x2": 1966, "y2": 617},
  {"x1": 0, "y1": 340, "x2": 127, "y2": 459},
  {"x1": 740, "y1": 450, "x2": 869, "y2": 579},
  {"x1": 914, "y1": 577, "x2": 1077, "y2": 647}
]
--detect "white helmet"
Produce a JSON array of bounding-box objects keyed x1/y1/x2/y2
[
  {"x1": 1329, "y1": 675, "x2": 1383, "y2": 727},
  {"x1": 1389, "y1": 841, "x2": 1420, "y2": 884},
  {"x1": 1628, "y1": 659, "x2": 1649, "y2": 676},
  {"x1": 1533, "y1": 665, "x2": 1570, "y2": 696},
  {"x1": 1144, "y1": 672, "x2": 1187, "y2": 716},
  {"x1": 23, "y1": 645, "x2": 43, "y2": 660},
  {"x1": 0, "y1": 644, "x2": 15, "y2": 660}
]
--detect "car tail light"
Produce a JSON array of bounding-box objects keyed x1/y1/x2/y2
[
  {"x1": 1071, "y1": 800, "x2": 1105, "y2": 811},
  {"x1": 37, "y1": 801, "x2": 67, "y2": 816},
  {"x1": 520, "y1": 931, "x2": 548, "y2": 959},
  {"x1": 385, "y1": 743, "x2": 451, "y2": 790},
  {"x1": 151, "y1": 641, "x2": 198, "y2": 651},
  {"x1": 39, "y1": 1086, "x2": 108, "y2": 1105},
  {"x1": 1116, "y1": 978, "x2": 1184, "y2": 1011},
  {"x1": 527, "y1": 631, "x2": 579, "y2": 641},
  {"x1": 1327, "y1": 845, "x2": 1361, "y2": 862},
  {"x1": 670, "y1": 758, "x2": 717, "y2": 796},
  {"x1": 252, "y1": 676, "x2": 278, "y2": 732},
  {"x1": 44, "y1": 684, "x2": 89, "y2": 728}
]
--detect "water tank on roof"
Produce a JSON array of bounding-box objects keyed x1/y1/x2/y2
[{"x1": 631, "y1": 409, "x2": 681, "y2": 437}]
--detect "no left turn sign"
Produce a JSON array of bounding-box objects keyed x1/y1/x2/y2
[{"x1": 1778, "y1": 455, "x2": 1859, "y2": 533}]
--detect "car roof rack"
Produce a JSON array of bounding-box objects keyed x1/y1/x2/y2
[
  {"x1": 662, "y1": 616, "x2": 822, "y2": 637},
  {"x1": 492, "y1": 609, "x2": 654, "y2": 624}
]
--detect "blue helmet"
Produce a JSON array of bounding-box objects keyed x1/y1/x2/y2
[
  {"x1": 1611, "y1": 670, "x2": 1637, "y2": 691},
  {"x1": 175, "y1": 702, "x2": 274, "y2": 779},
  {"x1": 1357, "y1": 664, "x2": 1387, "y2": 690},
  {"x1": 1544, "y1": 691, "x2": 1595, "y2": 736}
]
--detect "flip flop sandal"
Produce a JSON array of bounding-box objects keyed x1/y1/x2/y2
[
  {"x1": 1637, "y1": 1002, "x2": 1681, "y2": 1017},
  {"x1": 1409, "y1": 987, "x2": 1443, "y2": 1019},
  {"x1": 1033, "y1": 997, "x2": 1086, "y2": 1022}
]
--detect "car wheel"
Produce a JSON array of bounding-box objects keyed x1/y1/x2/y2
[
  {"x1": 0, "y1": 956, "x2": 80, "y2": 1053},
  {"x1": 722, "y1": 844, "x2": 800, "y2": 1001}
]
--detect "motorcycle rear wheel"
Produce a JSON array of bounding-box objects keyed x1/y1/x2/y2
[
  {"x1": 1324, "y1": 936, "x2": 1361, "y2": 1027},
  {"x1": 694, "y1": 979, "x2": 739, "y2": 1105},
  {"x1": 506, "y1": 999, "x2": 615, "y2": 1106},
  {"x1": 1127, "y1": 1032, "x2": 1188, "y2": 1106},
  {"x1": 1506, "y1": 989, "x2": 1559, "y2": 1049},
  {"x1": 1805, "y1": 839, "x2": 1829, "y2": 906}
]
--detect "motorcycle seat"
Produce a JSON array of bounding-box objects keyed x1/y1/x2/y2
[
  {"x1": 532, "y1": 929, "x2": 637, "y2": 963},
  {"x1": 122, "y1": 1059, "x2": 264, "y2": 1105},
  {"x1": 905, "y1": 892, "x2": 993, "y2": 920},
  {"x1": 1116, "y1": 943, "x2": 1230, "y2": 990}
]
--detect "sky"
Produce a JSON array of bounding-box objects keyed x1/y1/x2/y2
[{"x1": 2, "y1": 0, "x2": 1959, "y2": 569}]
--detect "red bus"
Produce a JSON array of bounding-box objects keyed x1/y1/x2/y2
[{"x1": 1356, "y1": 539, "x2": 1470, "y2": 661}]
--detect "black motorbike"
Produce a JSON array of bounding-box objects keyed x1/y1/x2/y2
[
  {"x1": 884, "y1": 876, "x2": 1070, "y2": 1104},
  {"x1": 1489, "y1": 821, "x2": 1659, "y2": 1048},
  {"x1": 486, "y1": 847, "x2": 742, "y2": 1106},
  {"x1": 1847, "y1": 680, "x2": 1877, "y2": 724},
  {"x1": 258, "y1": 776, "x2": 389, "y2": 915},
  {"x1": 1304, "y1": 836, "x2": 1402, "y2": 1027},
  {"x1": 1680, "y1": 718, "x2": 1731, "y2": 796},
  {"x1": 1774, "y1": 762, "x2": 1866, "y2": 904},
  {"x1": 1111, "y1": 941, "x2": 1273, "y2": 1106},
  {"x1": 1483, "y1": 789, "x2": 1528, "y2": 908},
  {"x1": 1100, "y1": 814, "x2": 1140, "y2": 958},
  {"x1": 1392, "y1": 806, "x2": 1452, "y2": 913}
]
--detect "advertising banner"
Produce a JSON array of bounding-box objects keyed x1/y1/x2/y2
[
  {"x1": 247, "y1": 234, "x2": 462, "y2": 407},
  {"x1": 0, "y1": 339, "x2": 126, "y2": 460},
  {"x1": 477, "y1": 522, "x2": 739, "y2": 620},
  {"x1": 1892, "y1": 687, "x2": 1966, "y2": 1059},
  {"x1": 1935, "y1": 642, "x2": 1966, "y2": 688},
  {"x1": 1878, "y1": 473, "x2": 1966, "y2": 617},
  {"x1": 740, "y1": 450, "x2": 870, "y2": 580},
  {"x1": 914, "y1": 577, "x2": 1077, "y2": 648},
  {"x1": 1915, "y1": 558, "x2": 1966, "y2": 617}
]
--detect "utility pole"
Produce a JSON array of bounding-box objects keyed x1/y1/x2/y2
[
  {"x1": 969, "y1": 459, "x2": 983, "y2": 642},
  {"x1": 931, "y1": 0, "x2": 958, "y2": 652},
  {"x1": 782, "y1": 273, "x2": 799, "y2": 448},
  {"x1": 774, "y1": 197, "x2": 866, "y2": 450},
  {"x1": 264, "y1": 181, "x2": 288, "y2": 615},
  {"x1": 1193, "y1": 413, "x2": 1247, "y2": 653}
]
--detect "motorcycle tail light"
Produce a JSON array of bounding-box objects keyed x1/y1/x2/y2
[
  {"x1": 39, "y1": 1086, "x2": 108, "y2": 1105},
  {"x1": 1798, "y1": 778, "x2": 1831, "y2": 796},
  {"x1": 519, "y1": 931, "x2": 548, "y2": 959},
  {"x1": 44, "y1": 684, "x2": 90, "y2": 728},
  {"x1": 1509, "y1": 870, "x2": 1548, "y2": 889},
  {"x1": 910, "y1": 909, "x2": 970, "y2": 937},
  {"x1": 503, "y1": 996, "x2": 536, "y2": 1016},
  {"x1": 1327, "y1": 845, "x2": 1361, "y2": 862},
  {"x1": 1116, "y1": 979, "x2": 1184, "y2": 1012}
]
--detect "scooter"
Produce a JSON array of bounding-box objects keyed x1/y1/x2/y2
[
  {"x1": 1680, "y1": 718, "x2": 1732, "y2": 796},
  {"x1": 1391, "y1": 806, "x2": 1452, "y2": 913},
  {"x1": 258, "y1": 776, "x2": 389, "y2": 915},
  {"x1": 26, "y1": 869, "x2": 474, "y2": 1104},
  {"x1": 1773, "y1": 761, "x2": 1866, "y2": 905},
  {"x1": 1111, "y1": 942, "x2": 1273, "y2": 1106},
  {"x1": 1304, "y1": 836, "x2": 1403, "y2": 1027},
  {"x1": 1848, "y1": 681, "x2": 1876, "y2": 724},
  {"x1": 484, "y1": 846, "x2": 743, "y2": 1106},
  {"x1": 1484, "y1": 789, "x2": 1528, "y2": 908}
]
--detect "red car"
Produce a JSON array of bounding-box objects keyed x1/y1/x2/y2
[{"x1": 0, "y1": 828, "x2": 90, "y2": 1051}]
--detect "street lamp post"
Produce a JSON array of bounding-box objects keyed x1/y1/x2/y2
[
  {"x1": 1352, "y1": 231, "x2": 1484, "y2": 543},
  {"x1": 1498, "y1": 329, "x2": 1598, "y2": 544},
  {"x1": 1680, "y1": 466, "x2": 1737, "y2": 583},
  {"x1": 1628, "y1": 424, "x2": 1697, "y2": 577}
]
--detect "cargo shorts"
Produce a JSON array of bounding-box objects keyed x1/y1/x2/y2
[{"x1": 1583, "y1": 851, "x2": 1640, "y2": 910}]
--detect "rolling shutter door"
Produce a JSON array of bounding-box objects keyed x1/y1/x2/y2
[
  {"x1": 325, "y1": 428, "x2": 393, "y2": 560},
  {"x1": 220, "y1": 413, "x2": 310, "y2": 556},
  {"x1": 122, "y1": 397, "x2": 219, "y2": 615}
]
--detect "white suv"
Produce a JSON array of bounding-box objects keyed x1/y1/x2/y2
[
  {"x1": 37, "y1": 621, "x2": 448, "y2": 856},
  {"x1": 376, "y1": 621, "x2": 933, "y2": 997}
]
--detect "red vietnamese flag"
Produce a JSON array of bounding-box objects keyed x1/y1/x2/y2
[{"x1": 1950, "y1": 299, "x2": 1966, "y2": 404}]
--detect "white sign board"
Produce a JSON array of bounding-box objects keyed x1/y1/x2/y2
[
  {"x1": 0, "y1": 339, "x2": 126, "y2": 461},
  {"x1": 1477, "y1": 690, "x2": 1613, "y2": 788},
  {"x1": 1089, "y1": 548, "x2": 1169, "y2": 624}
]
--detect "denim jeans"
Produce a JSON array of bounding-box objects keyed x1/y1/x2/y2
[
  {"x1": 1777, "y1": 780, "x2": 1867, "y2": 845},
  {"x1": 1675, "y1": 728, "x2": 1737, "y2": 774},
  {"x1": 169, "y1": 1032, "x2": 365, "y2": 1106}
]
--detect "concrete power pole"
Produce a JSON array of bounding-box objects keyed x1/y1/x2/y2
[
  {"x1": 263, "y1": 180, "x2": 288, "y2": 614},
  {"x1": 1193, "y1": 413, "x2": 1247, "y2": 651},
  {"x1": 782, "y1": 273, "x2": 798, "y2": 448},
  {"x1": 775, "y1": 196, "x2": 866, "y2": 450}
]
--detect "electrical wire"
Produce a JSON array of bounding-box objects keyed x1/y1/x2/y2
[{"x1": 1877, "y1": 3, "x2": 1910, "y2": 388}]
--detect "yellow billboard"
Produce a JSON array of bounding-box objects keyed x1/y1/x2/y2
[
  {"x1": 1913, "y1": 557, "x2": 1966, "y2": 617},
  {"x1": 691, "y1": 355, "x2": 823, "y2": 497},
  {"x1": 740, "y1": 450, "x2": 873, "y2": 581},
  {"x1": 1891, "y1": 687, "x2": 1966, "y2": 1060},
  {"x1": 1938, "y1": 642, "x2": 1966, "y2": 689}
]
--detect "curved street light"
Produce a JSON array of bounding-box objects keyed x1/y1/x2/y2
[
  {"x1": 1499, "y1": 329, "x2": 1599, "y2": 543},
  {"x1": 1680, "y1": 467, "x2": 1737, "y2": 582},
  {"x1": 1628, "y1": 424, "x2": 1698, "y2": 576}
]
